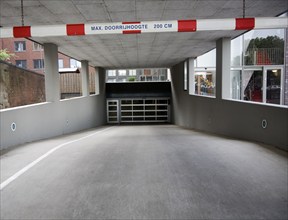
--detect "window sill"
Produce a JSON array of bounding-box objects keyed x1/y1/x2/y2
[
  {"x1": 190, "y1": 93, "x2": 216, "y2": 99},
  {"x1": 0, "y1": 102, "x2": 50, "y2": 112},
  {"x1": 222, "y1": 98, "x2": 288, "y2": 108}
]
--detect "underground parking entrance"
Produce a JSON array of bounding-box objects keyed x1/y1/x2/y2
[{"x1": 106, "y1": 68, "x2": 172, "y2": 124}]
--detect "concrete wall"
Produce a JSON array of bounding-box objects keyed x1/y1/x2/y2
[
  {"x1": 171, "y1": 61, "x2": 288, "y2": 151},
  {"x1": 0, "y1": 68, "x2": 106, "y2": 150},
  {"x1": 106, "y1": 82, "x2": 171, "y2": 98},
  {"x1": 285, "y1": 28, "x2": 288, "y2": 105}
]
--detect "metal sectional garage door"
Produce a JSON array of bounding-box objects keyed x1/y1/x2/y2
[{"x1": 107, "y1": 98, "x2": 170, "y2": 123}]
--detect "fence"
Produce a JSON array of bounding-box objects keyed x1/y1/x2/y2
[
  {"x1": 245, "y1": 48, "x2": 283, "y2": 65},
  {"x1": 60, "y1": 72, "x2": 96, "y2": 99}
]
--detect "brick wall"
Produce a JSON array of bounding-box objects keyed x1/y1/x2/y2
[{"x1": 0, "y1": 61, "x2": 45, "y2": 109}]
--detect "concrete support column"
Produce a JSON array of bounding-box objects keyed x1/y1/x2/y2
[
  {"x1": 216, "y1": 38, "x2": 231, "y2": 99},
  {"x1": 44, "y1": 43, "x2": 59, "y2": 102},
  {"x1": 94, "y1": 67, "x2": 100, "y2": 95},
  {"x1": 188, "y1": 57, "x2": 195, "y2": 95},
  {"x1": 81, "y1": 60, "x2": 90, "y2": 96}
]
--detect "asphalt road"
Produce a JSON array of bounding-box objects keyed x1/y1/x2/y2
[{"x1": 1, "y1": 125, "x2": 287, "y2": 219}]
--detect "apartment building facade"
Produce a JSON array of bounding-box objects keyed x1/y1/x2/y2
[{"x1": 0, "y1": 38, "x2": 80, "y2": 73}]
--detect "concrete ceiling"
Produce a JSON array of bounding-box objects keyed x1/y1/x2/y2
[{"x1": 1, "y1": 0, "x2": 287, "y2": 69}]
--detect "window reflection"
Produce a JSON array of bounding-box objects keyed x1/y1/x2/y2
[
  {"x1": 243, "y1": 70, "x2": 263, "y2": 102},
  {"x1": 266, "y1": 69, "x2": 281, "y2": 104},
  {"x1": 229, "y1": 27, "x2": 286, "y2": 105},
  {"x1": 244, "y1": 30, "x2": 284, "y2": 66},
  {"x1": 196, "y1": 49, "x2": 216, "y2": 67},
  {"x1": 184, "y1": 61, "x2": 188, "y2": 91},
  {"x1": 231, "y1": 70, "x2": 241, "y2": 100},
  {"x1": 231, "y1": 37, "x2": 242, "y2": 67},
  {"x1": 195, "y1": 71, "x2": 215, "y2": 97},
  {"x1": 194, "y1": 49, "x2": 216, "y2": 97}
]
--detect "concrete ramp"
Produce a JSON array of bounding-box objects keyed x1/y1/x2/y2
[{"x1": 1, "y1": 125, "x2": 287, "y2": 219}]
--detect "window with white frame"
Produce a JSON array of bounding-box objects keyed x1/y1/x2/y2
[
  {"x1": 193, "y1": 49, "x2": 216, "y2": 97},
  {"x1": 15, "y1": 60, "x2": 27, "y2": 69},
  {"x1": 230, "y1": 69, "x2": 241, "y2": 100},
  {"x1": 118, "y1": 70, "x2": 126, "y2": 76},
  {"x1": 230, "y1": 28, "x2": 286, "y2": 105},
  {"x1": 196, "y1": 49, "x2": 216, "y2": 67},
  {"x1": 33, "y1": 59, "x2": 44, "y2": 69},
  {"x1": 14, "y1": 41, "x2": 26, "y2": 52},
  {"x1": 108, "y1": 70, "x2": 116, "y2": 76},
  {"x1": 194, "y1": 70, "x2": 215, "y2": 97},
  {"x1": 129, "y1": 69, "x2": 136, "y2": 76},
  {"x1": 58, "y1": 59, "x2": 64, "y2": 68},
  {"x1": 70, "y1": 59, "x2": 81, "y2": 68},
  {"x1": 106, "y1": 68, "x2": 170, "y2": 82},
  {"x1": 33, "y1": 42, "x2": 43, "y2": 51}
]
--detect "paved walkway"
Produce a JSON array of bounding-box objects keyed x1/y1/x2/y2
[{"x1": 1, "y1": 125, "x2": 287, "y2": 219}]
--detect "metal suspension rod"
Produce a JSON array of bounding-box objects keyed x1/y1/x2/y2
[
  {"x1": 243, "y1": 0, "x2": 246, "y2": 18},
  {"x1": 21, "y1": 0, "x2": 24, "y2": 26}
]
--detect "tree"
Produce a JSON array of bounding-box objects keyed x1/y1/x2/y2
[
  {"x1": 248, "y1": 36, "x2": 284, "y2": 49},
  {"x1": 0, "y1": 49, "x2": 15, "y2": 61},
  {"x1": 245, "y1": 36, "x2": 284, "y2": 65}
]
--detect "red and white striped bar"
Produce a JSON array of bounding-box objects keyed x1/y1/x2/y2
[{"x1": 0, "y1": 17, "x2": 287, "y2": 38}]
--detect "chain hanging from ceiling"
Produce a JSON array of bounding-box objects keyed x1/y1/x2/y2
[
  {"x1": 21, "y1": 0, "x2": 24, "y2": 26},
  {"x1": 243, "y1": 0, "x2": 246, "y2": 18}
]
